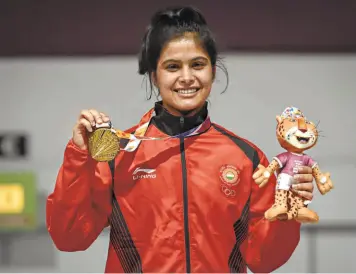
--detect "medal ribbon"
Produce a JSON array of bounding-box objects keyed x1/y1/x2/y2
[{"x1": 110, "y1": 107, "x2": 211, "y2": 152}]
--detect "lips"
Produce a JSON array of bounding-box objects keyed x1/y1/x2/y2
[{"x1": 174, "y1": 88, "x2": 200, "y2": 94}]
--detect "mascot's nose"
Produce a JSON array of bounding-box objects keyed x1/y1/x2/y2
[{"x1": 298, "y1": 118, "x2": 307, "y2": 133}]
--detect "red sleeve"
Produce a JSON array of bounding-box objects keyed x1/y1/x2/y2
[
  {"x1": 46, "y1": 139, "x2": 113, "y2": 251},
  {"x1": 240, "y1": 150, "x2": 301, "y2": 273}
]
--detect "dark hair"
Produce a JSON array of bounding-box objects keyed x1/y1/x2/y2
[{"x1": 138, "y1": 6, "x2": 228, "y2": 99}]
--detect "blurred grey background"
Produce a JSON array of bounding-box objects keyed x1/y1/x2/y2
[{"x1": 0, "y1": 0, "x2": 355, "y2": 273}]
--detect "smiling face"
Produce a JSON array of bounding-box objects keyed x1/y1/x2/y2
[
  {"x1": 152, "y1": 33, "x2": 214, "y2": 116},
  {"x1": 276, "y1": 115, "x2": 319, "y2": 153}
]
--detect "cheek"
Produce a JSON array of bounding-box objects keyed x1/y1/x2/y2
[
  {"x1": 197, "y1": 70, "x2": 214, "y2": 88},
  {"x1": 156, "y1": 72, "x2": 177, "y2": 89},
  {"x1": 308, "y1": 125, "x2": 316, "y2": 133}
]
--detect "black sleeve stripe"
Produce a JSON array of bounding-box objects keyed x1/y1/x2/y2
[
  {"x1": 108, "y1": 160, "x2": 143, "y2": 273},
  {"x1": 228, "y1": 196, "x2": 250, "y2": 273},
  {"x1": 212, "y1": 124, "x2": 260, "y2": 171}
]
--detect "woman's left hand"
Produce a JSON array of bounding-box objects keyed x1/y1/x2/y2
[{"x1": 291, "y1": 166, "x2": 314, "y2": 201}]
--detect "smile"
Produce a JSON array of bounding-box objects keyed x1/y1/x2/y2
[
  {"x1": 296, "y1": 136, "x2": 310, "y2": 144},
  {"x1": 174, "y1": 88, "x2": 200, "y2": 94}
]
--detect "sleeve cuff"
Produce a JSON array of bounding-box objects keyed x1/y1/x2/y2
[
  {"x1": 273, "y1": 157, "x2": 283, "y2": 168},
  {"x1": 64, "y1": 139, "x2": 90, "y2": 162}
]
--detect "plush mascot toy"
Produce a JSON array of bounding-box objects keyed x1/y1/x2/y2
[{"x1": 253, "y1": 106, "x2": 334, "y2": 223}]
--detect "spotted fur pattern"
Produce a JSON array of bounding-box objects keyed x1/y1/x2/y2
[{"x1": 277, "y1": 191, "x2": 304, "y2": 220}]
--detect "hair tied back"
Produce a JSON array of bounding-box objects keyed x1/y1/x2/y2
[{"x1": 150, "y1": 6, "x2": 207, "y2": 28}]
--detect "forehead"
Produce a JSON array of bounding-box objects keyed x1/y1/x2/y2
[
  {"x1": 281, "y1": 118, "x2": 314, "y2": 126},
  {"x1": 159, "y1": 35, "x2": 209, "y2": 62}
]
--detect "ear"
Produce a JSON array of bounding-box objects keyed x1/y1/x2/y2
[
  {"x1": 151, "y1": 71, "x2": 158, "y2": 87},
  {"x1": 276, "y1": 115, "x2": 282, "y2": 123}
]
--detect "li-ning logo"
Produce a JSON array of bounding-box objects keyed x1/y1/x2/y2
[{"x1": 132, "y1": 167, "x2": 156, "y2": 180}]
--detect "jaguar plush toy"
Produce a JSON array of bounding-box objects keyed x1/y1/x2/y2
[{"x1": 253, "y1": 106, "x2": 334, "y2": 223}]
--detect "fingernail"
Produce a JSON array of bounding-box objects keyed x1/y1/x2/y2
[{"x1": 292, "y1": 184, "x2": 297, "y2": 189}]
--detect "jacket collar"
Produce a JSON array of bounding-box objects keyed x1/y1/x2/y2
[{"x1": 150, "y1": 101, "x2": 209, "y2": 136}]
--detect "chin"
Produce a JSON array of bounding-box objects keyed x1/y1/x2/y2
[
  {"x1": 176, "y1": 101, "x2": 204, "y2": 112},
  {"x1": 175, "y1": 96, "x2": 207, "y2": 108}
]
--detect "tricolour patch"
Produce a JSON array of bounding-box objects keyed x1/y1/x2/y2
[{"x1": 219, "y1": 165, "x2": 240, "y2": 186}]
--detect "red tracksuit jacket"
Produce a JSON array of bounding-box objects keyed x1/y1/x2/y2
[{"x1": 46, "y1": 101, "x2": 301, "y2": 273}]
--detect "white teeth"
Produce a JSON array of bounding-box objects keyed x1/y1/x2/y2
[{"x1": 177, "y1": 89, "x2": 198, "y2": 94}]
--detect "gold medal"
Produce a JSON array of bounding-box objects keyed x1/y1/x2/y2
[{"x1": 88, "y1": 124, "x2": 121, "y2": 162}]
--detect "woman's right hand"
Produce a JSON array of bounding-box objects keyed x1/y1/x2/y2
[{"x1": 72, "y1": 109, "x2": 111, "y2": 150}]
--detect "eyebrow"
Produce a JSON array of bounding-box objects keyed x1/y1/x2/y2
[{"x1": 162, "y1": 56, "x2": 209, "y2": 65}]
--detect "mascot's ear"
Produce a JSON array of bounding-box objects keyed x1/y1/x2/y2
[{"x1": 276, "y1": 115, "x2": 282, "y2": 123}]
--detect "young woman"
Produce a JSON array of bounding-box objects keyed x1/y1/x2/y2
[{"x1": 46, "y1": 6, "x2": 314, "y2": 273}]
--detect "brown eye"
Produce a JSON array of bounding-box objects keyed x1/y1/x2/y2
[
  {"x1": 166, "y1": 64, "x2": 180, "y2": 71},
  {"x1": 192, "y1": 62, "x2": 205, "y2": 69}
]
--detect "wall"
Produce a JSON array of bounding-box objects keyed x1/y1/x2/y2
[{"x1": 0, "y1": 53, "x2": 355, "y2": 272}]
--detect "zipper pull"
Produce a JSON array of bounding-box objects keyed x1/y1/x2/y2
[{"x1": 180, "y1": 116, "x2": 184, "y2": 129}]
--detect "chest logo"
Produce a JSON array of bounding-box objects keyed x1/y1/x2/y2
[
  {"x1": 219, "y1": 165, "x2": 240, "y2": 186},
  {"x1": 132, "y1": 167, "x2": 156, "y2": 180}
]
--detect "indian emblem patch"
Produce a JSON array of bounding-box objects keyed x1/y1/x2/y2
[{"x1": 219, "y1": 165, "x2": 240, "y2": 186}]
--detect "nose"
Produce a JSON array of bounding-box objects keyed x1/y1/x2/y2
[
  {"x1": 298, "y1": 118, "x2": 307, "y2": 133},
  {"x1": 179, "y1": 67, "x2": 194, "y2": 85}
]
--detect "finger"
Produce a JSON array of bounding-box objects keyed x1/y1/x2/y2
[
  {"x1": 89, "y1": 109, "x2": 103, "y2": 124},
  {"x1": 100, "y1": 112, "x2": 110, "y2": 123},
  {"x1": 292, "y1": 182, "x2": 313, "y2": 192},
  {"x1": 293, "y1": 174, "x2": 313, "y2": 183},
  {"x1": 80, "y1": 110, "x2": 95, "y2": 126},
  {"x1": 78, "y1": 118, "x2": 93, "y2": 132},
  {"x1": 259, "y1": 179, "x2": 269, "y2": 188},
  {"x1": 326, "y1": 181, "x2": 333, "y2": 190},
  {"x1": 254, "y1": 176, "x2": 266, "y2": 184},
  {"x1": 295, "y1": 190, "x2": 313, "y2": 200},
  {"x1": 322, "y1": 187, "x2": 329, "y2": 194},
  {"x1": 297, "y1": 166, "x2": 313, "y2": 174},
  {"x1": 252, "y1": 169, "x2": 263, "y2": 179}
]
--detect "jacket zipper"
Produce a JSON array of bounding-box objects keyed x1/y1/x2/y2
[{"x1": 180, "y1": 116, "x2": 191, "y2": 273}]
